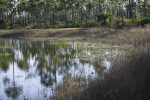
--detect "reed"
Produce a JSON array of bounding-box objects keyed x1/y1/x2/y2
[{"x1": 54, "y1": 25, "x2": 150, "y2": 100}]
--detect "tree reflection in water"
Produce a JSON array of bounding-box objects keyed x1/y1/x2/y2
[
  {"x1": 0, "y1": 39, "x2": 13, "y2": 71},
  {"x1": 5, "y1": 40, "x2": 22, "y2": 99},
  {"x1": 5, "y1": 63, "x2": 22, "y2": 99},
  {"x1": 0, "y1": 38, "x2": 119, "y2": 99}
]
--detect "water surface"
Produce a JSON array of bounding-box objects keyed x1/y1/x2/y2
[{"x1": 0, "y1": 38, "x2": 119, "y2": 99}]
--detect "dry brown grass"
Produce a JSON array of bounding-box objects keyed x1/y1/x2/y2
[
  {"x1": 98, "y1": 25, "x2": 150, "y2": 45},
  {"x1": 54, "y1": 42, "x2": 150, "y2": 100},
  {"x1": 1, "y1": 25, "x2": 149, "y2": 46},
  {"x1": 0, "y1": 27, "x2": 116, "y2": 38},
  {"x1": 54, "y1": 25, "x2": 150, "y2": 100}
]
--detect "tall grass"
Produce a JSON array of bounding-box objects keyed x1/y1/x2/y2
[{"x1": 54, "y1": 25, "x2": 150, "y2": 100}]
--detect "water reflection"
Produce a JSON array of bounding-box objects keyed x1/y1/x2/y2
[{"x1": 0, "y1": 38, "x2": 119, "y2": 99}]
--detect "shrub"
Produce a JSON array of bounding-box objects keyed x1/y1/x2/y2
[
  {"x1": 125, "y1": 19, "x2": 132, "y2": 26},
  {"x1": 136, "y1": 13, "x2": 142, "y2": 25},
  {"x1": 140, "y1": 18, "x2": 150, "y2": 26},
  {"x1": 113, "y1": 17, "x2": 126, "y2": 28},
  {"x1": 13, "y1": 20, "x2": 25, "y2": 28},
  {"x1": 81, "y1": 21, "x2": 97, "y2": 27},
  {"x1": 74, "y1": 23, "x2": 80, "y2": 27},
  {"x1": 0, "y1": 19, "x2": 10, "y2": 29},
  {"x1": 81, "y1": 22, "x2": 86, "y2": 27},
  {"x1": 97, "y1": 13, "x2": 113, "y2": 26},
  {"x1": 69, "y1": 22, "x2": 80, "y2": 28},
  {"x1": 32, "y1": 23, "x2": 45, "y2": 29},
  {"x1": 97, "y1": 13, "x2": 108, "y2": 26},
  {"x1": 87, "y1": 20, "x2": 97, "y2": 27},
  {"x1": 131, "y1": 18, "x2": 137, "y2": 24},
  {"x1": 106, "y1": 14, "x2": 113, "y2": 25}
]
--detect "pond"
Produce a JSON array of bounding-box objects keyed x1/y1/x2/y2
[{"x1": 0, "y1": 38, "x2": 120, "y2": 100}]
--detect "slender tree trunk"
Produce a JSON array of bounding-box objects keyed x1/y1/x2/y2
[
  {"x1": 36, "y1": 15, "x2": 38, "y2": 25},
  {"x1": 72, "y1": 7, "x2": 74, "y2": 21},
  {"x1": 32, "y1": 15, "x2": 34, "y2": 25},
  {"x1": 144, "y1": 3, "x2": 146, "y2": 17},
  {"x1": 65, "y1": 4, "x2": 67, "y2": 26},
  {"x1": 10, "y1": 0, "x2": 13, "y2": 28},
  {"x1": 44, "y1": 0, "x2": 47, "y2": 27},
  {"x1": 49, "y1": 13, "x2": 51, "y2": 24},
  {"x1": 126, "y1": 6, "x2": 128, "y2": 18},
  {"x1": 74, "y1": 10, "x2": 76, "y2": 22},
  {"x1": 85, "y1": 13, "x2": 87, "y2": 22},
  {"x1": 23, "y1": 15, "x2": 25, "y2": 25},
  {"x1": 93, "y1": 8, "x2": 95, "y2": 20},
  {"x1": 25, "y1": 15, "x2": 27, "y2": 25},
  {"x1": 10, "y1": 13, "x2": 13, "y2": 29},
  {"x1": 0, "y1": 10, "x2": 2, "y2": 20},
  {"x1": 50, "y1": 10, "x2": 52, "y2": 24},
  {"x1": 99, "y1": 0, "x2": 102, "y2": 13},
  {"x1": 13, "y1": 15, "x2": 14, "y2": 26},
  {"x1": 35, "y1": 11, "x2": 38, "y2": 24},
  {"x1": 77, "y1": 10, "x2": 78, "y2": 22},
  {"x1": 116, "y1": 6, "x2": 118, "y2": 16},
  {"x1": 0, "y1": 11, "x2": 1, "y2": 20},
  {"x1": 80, "y1": 7, "x2": 83, "y2": 23},
  {"x1": 135, "y1": 4, "x2": 136, "y2": 19},
  {"x1": 2, "y1": 9, "x2": 4, "y2": 20},
  {"x1": 28, "y1": 14, "x2": 30, "y2": 24},
  {"x1": 129, "y1": 0, "x2": 132, "y2": 19},
  {"x1": 52, "y1": 8, "x2": 55, "y2": 25},
  {"x1": 62, "y1": 10, "x2": 63, "y2": 22},
  {"x1": 56, "y1": 10, "x2": 57, "y2": 22},
  {"x1": 88, "y1": 9, "x2": 91, "y2": 21}
]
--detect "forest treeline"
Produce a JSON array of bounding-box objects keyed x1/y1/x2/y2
[{"x1": 0, "y1": 0, "x2": 150, "y2": 29}]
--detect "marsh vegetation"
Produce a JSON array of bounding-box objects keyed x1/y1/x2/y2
[
  {"x1": 0, "y1": 0, "x2": 150, "y2": 99},
  {"x1": 0, "y1": 25, "x2": 149, "y2": 100}
]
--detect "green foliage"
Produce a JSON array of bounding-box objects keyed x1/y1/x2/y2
[
  {"x1": 32, "y1": 23, "x2": 45, "y2": 29},
  {"x1": 68, "y1": 20, "x2": 97, "y2": 28},
  {"x1": 140, "y1": 18, "x2": 150, "y2": 26},
  {"x1": 97, "y1": 13, "x2": 108, "y2": 26},
  {"x1": 127, "y1": 18, "x2": 141, "y2": 25},
  {"x1": 113, "y1": 17, "x2": 125, "y2": 28},
  {"x1": 97, "y1": 13, "x2": 108, "y2": 22},
  {"x1": 125, "y1": 19, "x2": 132, "y2": 25},
  {"x1": 113, "y1": 17, "x2": 142, "y2": 28},
  {"x1": 69, "y1": 21, "x2": 80, "y2": 28},
  {"x1": 87, "y1": 20, "x2": 97, "y2": 27},
  {"x1": 0, "y1": 19, "x2": 10, "y2": 29},
  {"x1": 97, "y1": 13, "x2": 113, "y2": 26},
  {"x1": 81, "y1": 20, "x2": 97, "y2": 27},
  {"x1": 14, "y1": 20, "x2": 25, "y2": 28},
  {"x1": 136, "y1": 13, "x2": 141, "y2": 22},
  {"x1": 106, "y1": 13, "x2": 113, "y2": 26},
  {"x1": 81, "y1": 22, "x2": 86, "y2": 27}
]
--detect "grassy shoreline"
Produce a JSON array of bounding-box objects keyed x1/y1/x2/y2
[
  {"x1": 0, "y1": 27, "x2": 116, "y2": 38},
  {"x1": 0, "y1": 26, "x2": 149, "y2": 45},
  {"x1": 55, "y1": 44, "x2": 150, "y2": 100},
  {"x1": 52, "y1": 25, "x2": 150, "y2": 100}
]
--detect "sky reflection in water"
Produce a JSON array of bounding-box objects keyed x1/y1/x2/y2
[{"x1": 0, "y1": 39, "x2": 119, "y2": 99}]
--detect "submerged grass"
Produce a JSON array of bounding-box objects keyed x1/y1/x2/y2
[{"x1": 54, "y1": 25, "x2": 150, "y2": 100}]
